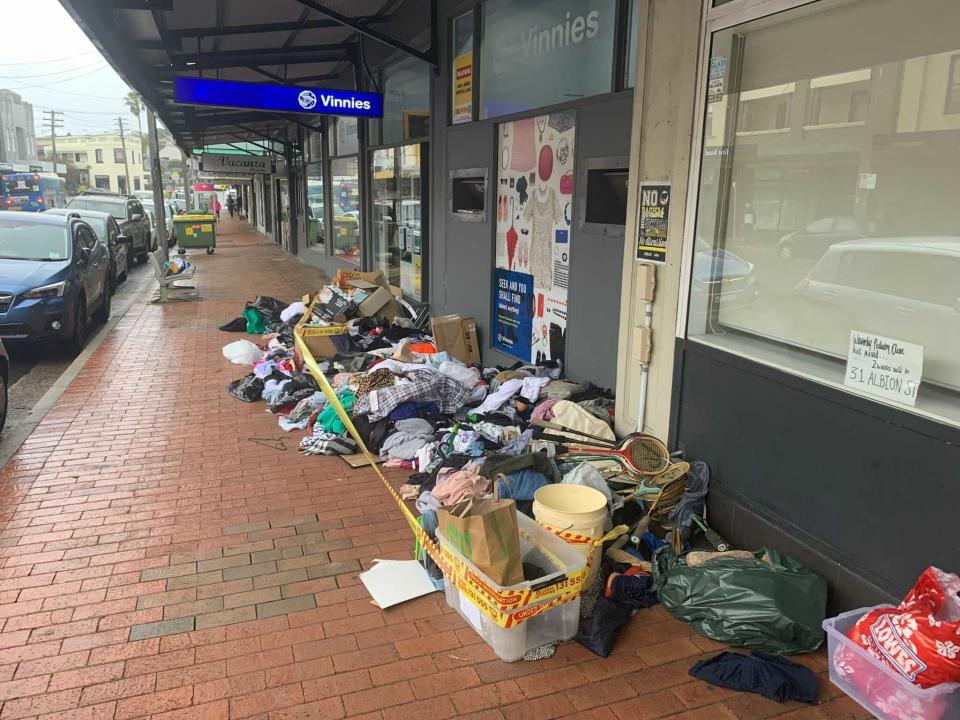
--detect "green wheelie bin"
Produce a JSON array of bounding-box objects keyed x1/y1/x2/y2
[{"x1": 173, "y1": 214, "x2": 217, "y2": 255}]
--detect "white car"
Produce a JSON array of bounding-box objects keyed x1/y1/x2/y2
[{"x1": 797, "y1": 237, "x2": 960, "y2": 390}]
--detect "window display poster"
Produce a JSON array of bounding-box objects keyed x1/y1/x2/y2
[
  {"x1": 636, "y1": 182, "x2": 670, "y2": 264},
  {"x1": 493, "y1": 268, "x2": 534, "y2": 357},
  {"x1": 844, "y1": 330, "x2": 923, "y2": 406},
  {"x1": 493, "y1": 109, "x2": 575, "y2": 363},
  {"x1": 453, "y1": 51, "x2": 473, "y2": 124}
]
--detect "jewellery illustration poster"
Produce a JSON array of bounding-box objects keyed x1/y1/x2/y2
[{"x1": 493, "y1": 109, "x2": 575, "y2": 363}]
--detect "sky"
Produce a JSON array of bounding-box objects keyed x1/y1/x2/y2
[{"x1": 0, "y1": 0, "x2": 147, "y2": 138}]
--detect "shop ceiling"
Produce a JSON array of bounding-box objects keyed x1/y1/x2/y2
[{"x1": 59, "y1": 0, "x2": 436, "y2": 154}]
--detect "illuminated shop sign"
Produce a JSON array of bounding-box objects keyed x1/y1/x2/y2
[{"x1": 174, "y1": 77, "x2": 383, "y2": 118}]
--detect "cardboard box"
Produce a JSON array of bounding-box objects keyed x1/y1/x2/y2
[
  {"x1": 432, "y1": 315, "x2": 481, "y2": 365},
  {"x1": 300, "y1": 323, "x2": 349, "y2": 359},
  {"x1": 347, "y1": 278, "x2": 404, "y2": 322}
]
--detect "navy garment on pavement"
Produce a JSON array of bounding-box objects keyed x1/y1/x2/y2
[{"x1": 689, "y1": 651, "x2": 818, "y2": 704}]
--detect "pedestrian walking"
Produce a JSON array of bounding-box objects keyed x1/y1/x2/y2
[
  {"x1": 236, "y1": 194, "x2": 244, "y2": 219},
  {"x1": 214, "y1": 197, "x2": 222, "y2": 220},
  {"x1": 227, "y1": 194, "x2": 236, "y2": 218}
]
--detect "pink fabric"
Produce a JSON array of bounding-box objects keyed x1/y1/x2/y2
[
  {"x1": 510, "y1": 118, "x2": 536, "y2": 172},
  {"x1": 432, "y1": 463, "x2": 489, "y2": 506},
  {"x1": 531, "y1": 398, "x2": 560, "y2": 422}
]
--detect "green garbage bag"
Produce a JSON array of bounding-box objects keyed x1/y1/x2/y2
[
  {"x1": 242, "y1": 307, "x2": 266, "y2": 334},
  {"x1": 652, "y1": 546, "x2": 827, "y2": 654}
]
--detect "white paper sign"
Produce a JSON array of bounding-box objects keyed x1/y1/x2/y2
[{"x1": 844, "y1": 330, "x2": 923, "y2": 406}]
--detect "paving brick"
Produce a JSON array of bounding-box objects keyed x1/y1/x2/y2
[
  {"x1": 266, "y1": 698, "x2": 344, "y2": 720},
  {"x1": 137, "y1": 589, "x2": 198, "y2": 610},
  {"x1": 250, "y1": 547, "x2": 303, "y2": 565},
  {"x1": 47, "y1": 662, "x2": 124, "y2": 692},
  {"x1": 79, "y1": 676, "x2": 157, "y2": 707},
  {"x1": 301, "y1": 668, "x2": 371, "y2": 701},
  {"x1": 152, "y1": 700, "x2": 230, "y2": 720},
  {"x1": 129, "y1": 617, "x2": 195, "y2": 641},
  {"x1": 257, "y1": 596, "x2": 316, "y2": 619},
  {"x1": 194, "y1": 671, "x2": 268, "y2": 705},
  {"x1": 195, "y1": 607, "x2": 259, "y2": 630},
  {"x1": 230, "y1": 683, "x2": 304, "y2": 719},
  {"x1": 222, "y1": 562, "x2": 277, "y2": 582},
  {"x1": 115, "y1": 687, "x2": 194, "y2": 720},
  {"x1": 140, "y1": 564, "x2": 196, "y2": 581},
  {"x1": 252, "y1": 569, "x2": 308, "y2": 590},
  {"x1": 223, "y1": 587, "x2": 281, "y2": 610},
  {"x1": 196, "y1": 579, "x2": 254, "y2": 600},
  {"x1": 223, "y1": 522, "x2": 271, "y2": 536},
  {"x1": 341, "y1": 680, "x2": 414, "y2": 716},
  {"x1": 165, "y1": 598, "x2": 225, "y2": 620},
  {"x1": 198, "y1": 554, "x2": 253, "y2": 573},
  {"x1": 166, "y1": 571, "x2": 224, "y2": 591},
  {"x1": 304, "y1": 561, "x2": 361, "y2": 580}
]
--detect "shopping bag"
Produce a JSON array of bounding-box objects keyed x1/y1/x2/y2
[{"x1": 438, "y1": 499, "x2": 524, "y2": 586}]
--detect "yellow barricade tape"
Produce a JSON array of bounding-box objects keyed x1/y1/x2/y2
[{"x1": 293, "y1": 313, "x2": 589, "y2": 629}]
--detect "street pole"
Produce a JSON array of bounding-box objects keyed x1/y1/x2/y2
[
  {"x1": 44, "y1": 110, "x2": 64, "y2": 176},
  {"x1": 181, "y1": 154, "x2": 191, "y2": 211},
  {"x1": 116, "y1": 117, "x2": 132, "y2": 194},
  {"x1": 147, "y1": 108, "x2": 168, "y2": 302}
]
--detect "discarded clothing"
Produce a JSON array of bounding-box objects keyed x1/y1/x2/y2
[
  {"x1": 499, "y1": 429, "x2": 534, "y2": 456},
  {"x1": 354, "y1": 371, "x2": 471, "y2": 421},
  {"x1": 480, "y1": 451, "x2": 561, "y2": 484},
  {"x1": 543, "y1": 380, "x2": 583, "y2": 400},
  {"x1": 578, "y1": 397, "x2": 615, "y2": 425},
  {"x1": 495, "y1": 469, "x2": 549, "y2": 501},
  {"x1": 689, "y1": 651, "x2": 818, "y2": 704},
  {"x1": 380, "y1": 418, "x2": 435, "y2": 461},
  {"x1": 549, "y1": 400, "x2": 616, "y2": 442},
  {"x1": 473, "y1": 376, "x2": 550, "y2": 415},
  {"x1": 576, "y1": 596, "x2": 633, "y2": 658},
  {"x1": 388, "y1": 401, "x2": 439, "y2": 421},
  {"x1": 562, "y1": 462, "x2": 621, "y2": 512},
  {"x1": 355, "y1": 367, "x2": 396, "y2": 400},
  {"x1": 218, "y1": 317, "x2": 247, "y2": 332},
  {"x1": 668, "y1": 460, "x2": 709, "y2": 547},
  {"x1": 416, "y1": 492, "x2": 442, "y2": 514},
  {"x1": 300, "y1": 433, "x2": 356, "y2": 456},
  {"x1": 432, "y1": 463, "x2": 489, "y2": 506},
  {"x1": 531, "y1": 398, "x2": 560, "y2": 422},
  {"x1": 316, "y1": 391, "x2": 355, "y2": 435},
  {"x1": 439, "y1": 361, "x2": 481, "y2": 389},
  {"x1": 242, "y1": 307, "x2": 267, "y2": 335}
]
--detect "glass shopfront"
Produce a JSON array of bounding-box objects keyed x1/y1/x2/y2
[
  {"x1": 686, "y1": 0, "x2": 960, "y2": 426},
  {"x1": 331, "y1": 155, "x2": 361, "y2": 264}
]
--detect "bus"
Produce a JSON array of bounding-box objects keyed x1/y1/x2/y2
[{"x1": 0, "y1": 173, "x2": 66, "y2": 212}]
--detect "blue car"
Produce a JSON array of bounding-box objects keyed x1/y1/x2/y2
[{"x1": 0, "y1": 211, "x2": 111, "y2": 354}]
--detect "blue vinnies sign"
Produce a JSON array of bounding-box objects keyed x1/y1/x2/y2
[{"x1": 174, "y1": 77, "x2": 383, "y2": 118}]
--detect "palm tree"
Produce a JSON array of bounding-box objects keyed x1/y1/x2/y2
[{"x1": 122, "y1": 91, "x2": 146, "y2": 164}]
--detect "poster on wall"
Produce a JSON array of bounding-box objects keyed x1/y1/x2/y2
[
  {"x1": 453, "y1": 51, "x2": 473, "y2": 124},
  {"x1": 492, "y1": 109, "x2": 575, "y2": 364},
  {"x1": 844, "y1": 330, "x2": 923, "y2": 406},
  {"x1": 636, "y1": 183, "x2": 670, "y2": 264}
]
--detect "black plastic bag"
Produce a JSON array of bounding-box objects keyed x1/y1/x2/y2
[
  {"x1": 575, "y1": 596, "x2": 634, "y2": 658},
  {"x1": 227, "y1": 374, "x2": 264, "y2": 402},
  {"x1": 653, "y1": 546, "x2": 827, "y2": 654},
  {"x1": 219, "y1": 317, "x2": 247, "y2": 332},
  {"x1": 250, "y1": 295, "x2": 288, "y2": 324}
]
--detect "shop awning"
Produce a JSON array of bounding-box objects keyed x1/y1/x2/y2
[{"x1": 58, "y1": 0, "x2": 437, "y2": 155}]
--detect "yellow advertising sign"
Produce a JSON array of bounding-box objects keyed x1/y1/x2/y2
[{"x1": 453, "y1": 52, "x2": 473, "y2": 124}]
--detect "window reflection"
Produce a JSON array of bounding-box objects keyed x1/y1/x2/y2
[
  {"x1": 331, "y1": 156, "x2": 360, "y2": 264},
  {"x1": 371, "y1": 144, "x2": 424, "y2": 299}
]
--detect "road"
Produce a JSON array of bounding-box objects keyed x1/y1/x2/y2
[{"x1": 2, "y1": 261, "x2": 154, "y2": 448}]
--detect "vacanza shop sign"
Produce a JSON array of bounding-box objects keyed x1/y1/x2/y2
[
  {"x1": 199, "y1": 153, "x2": 272, "y2": 175},
  {"x1": 174, "y1": 77, "x2": 383, "y2": 118}
]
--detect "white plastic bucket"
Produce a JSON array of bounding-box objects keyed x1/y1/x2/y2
[{"x1": 533, "y1": 484, "x2": 608, "y2": 582}]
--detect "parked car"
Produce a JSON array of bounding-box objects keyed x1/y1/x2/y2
[
  {"x1": 44, "y1": 208, "x2": 129, "y2": 294},
  {"x1": 143, "y1": 204, "x2": 176, "y2": 250},
  {"x1": 777, "y1": 217, "x2": 863, "y2": 262},
  {"x1": 66, "y1": 193, "x2": 153, "y2": 264},
  {"x1": 0, "y1": 339, "x2": 8, "y2": 433},
  {"x1": 0, "y1": 211, "x2": 111, "y2": 354},
  {"x1": 796, "y1": 237, "x2": 960, "y2": 390}
]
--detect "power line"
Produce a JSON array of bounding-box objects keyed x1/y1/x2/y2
[
  {"x1": 0, "y1": 60, "x2": 105, "y2": 80},
  {"x1": 4, "y1": 65, "x2": 111, "y2": 91},
  {"x1": 43, "y1": 110, "x2": 65, "y2": 172},
  {"x1": 0, "y1": 50, "x2": 97, "y2": 66}
]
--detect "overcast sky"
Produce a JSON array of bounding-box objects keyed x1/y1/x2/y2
[{"x1": 0, "y1": 0, "x2": 147, "y2": 138}]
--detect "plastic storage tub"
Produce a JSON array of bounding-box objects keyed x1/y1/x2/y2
[
  {"x1": 438, "y1": 510, "x2": 586, "y2": 662},
  {"x1": 823, "y1": 606, "x2": 960, "y2": 720}
]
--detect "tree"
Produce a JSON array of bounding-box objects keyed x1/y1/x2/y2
[{"x1": 122, "y1": 91, "x2": 146, "y2": 162}]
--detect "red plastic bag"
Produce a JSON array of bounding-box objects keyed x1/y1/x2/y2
[
  {"x1": 846, "y1": 567, "x2": 960, "y2": 689},
  {"x1": 830, "y1": 568, "x2": 960, "y2": 720}
]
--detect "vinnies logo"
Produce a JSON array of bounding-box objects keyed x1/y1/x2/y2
[
  {"x1": 298, "y1": 91, "x2": 317, "y2": 109},
  {"x1": 520, "y1": 10, "x2": 601, "y2": 56}
]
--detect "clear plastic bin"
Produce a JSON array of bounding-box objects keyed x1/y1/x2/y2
[
  {"x1": 438, "y1": 510, "x2": 586, "y2": 662},
  {"x1": 823, "y1": 606, "x2": 960, "y2": 720}
]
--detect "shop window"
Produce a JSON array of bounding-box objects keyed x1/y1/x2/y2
[
  {"x1": 946, "y1": 54, "x2": 960, "y2": 114},
  {"x1": 374, "y1": 57, "x2": 430, "y2": 145},
  {"x1": 625, "y1": 0, "x2": 642, "y2": 88},
  {"x1": 332, "y1": 117, "x2": 358, "y2": 156},
  {"x1": 305, "y1": 162, "x2": 325, "y2": 254},
  {"x1": 331, "y1": 156, "x2": 360, "y2": 264},
  {"x1": 371, "y1": 144, "x2": 425, "y2": 299},
  {"x1": 306, "y1": 128, "x2": 323, "y2": 163},
  {"x1": 479, "y1": 0, "x2": 617, "y2": 119},
  {"x1": 687, "y1": 0, "x2": 960, "y2": 427},
  {"x1": 451, "y1": 11, "x2": 475, "y2": 124}
]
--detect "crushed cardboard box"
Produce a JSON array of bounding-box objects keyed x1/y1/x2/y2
[{"x1": 432, "y1": 315, "x2": 481, "y2": 365}]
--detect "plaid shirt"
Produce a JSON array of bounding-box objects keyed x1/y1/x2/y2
[{"x1": 354, "y1": 370, "x2": 471, "y2": 421}]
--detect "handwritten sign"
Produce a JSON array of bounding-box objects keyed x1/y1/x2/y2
[{"x1": 844, "y1": 330, "x2": 923, "y2": 406}]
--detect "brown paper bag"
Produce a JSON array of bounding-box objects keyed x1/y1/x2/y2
[{"x1": 439, "y1": 499, "x2": 524, "y2": 587}]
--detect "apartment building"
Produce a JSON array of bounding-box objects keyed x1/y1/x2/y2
[
  {"x1": 36, "y1": 131, "x2": 145, "y2": 193},
  {"x1": 0, "y1": 89, "x2": 36, "y2": 164}
]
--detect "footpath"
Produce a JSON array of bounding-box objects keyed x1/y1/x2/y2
[{"x1": 0, "y1": 219, "x2": 862, "y2": 720}]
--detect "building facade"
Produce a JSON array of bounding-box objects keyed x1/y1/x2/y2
[
  {"x1": 0, "y1": 89, "x2": 36, "y2": 164},
  {"x1": 36, "y1": 132, "x2": 145, "y2": 194}
]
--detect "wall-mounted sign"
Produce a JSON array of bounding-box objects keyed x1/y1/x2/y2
[
  {"x1": 174, "y1": 77, "x2": 383, "y2": 118},
  {"x1": 636, "y1": 182, "x2": 670, "y2": 264},
  {"x1": 453, "y1": 51, "x2": 473, "y2": 123},
  {"x1": 193, "y1": 182, "x2": 214, "y2": 192},
  {"x1": 707, "y1": 56, "x2": 728, "y2": 103},
  {"x1": 844, "y1": 331, "x2": 923, "y2": 406},
  {"x1": 200, "y1": 153, "x2": 272, "y2": 175}
]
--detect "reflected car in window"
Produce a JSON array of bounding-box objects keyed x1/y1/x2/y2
[
  {"x1": 689, "y1": 238, "x2": 759, "y2": 329},
  {"x1": 777, "y1": 217, "x2": 863, "y2": 262},
  {"x1": 796, "y1": 238, "x2": 960, "y2": 390}
]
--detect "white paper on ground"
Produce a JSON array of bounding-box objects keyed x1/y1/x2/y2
[{"x1": 358, "y1": 559, "x2": 438, "y2": 609}]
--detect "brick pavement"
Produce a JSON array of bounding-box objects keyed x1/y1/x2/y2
[{"x1": 0, "y1": 219, "x2": 868, "y2": 720}]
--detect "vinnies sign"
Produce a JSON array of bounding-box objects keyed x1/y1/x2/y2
[{"x1": 174, "y1": 77, "x2": 383, "y2": 118}]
